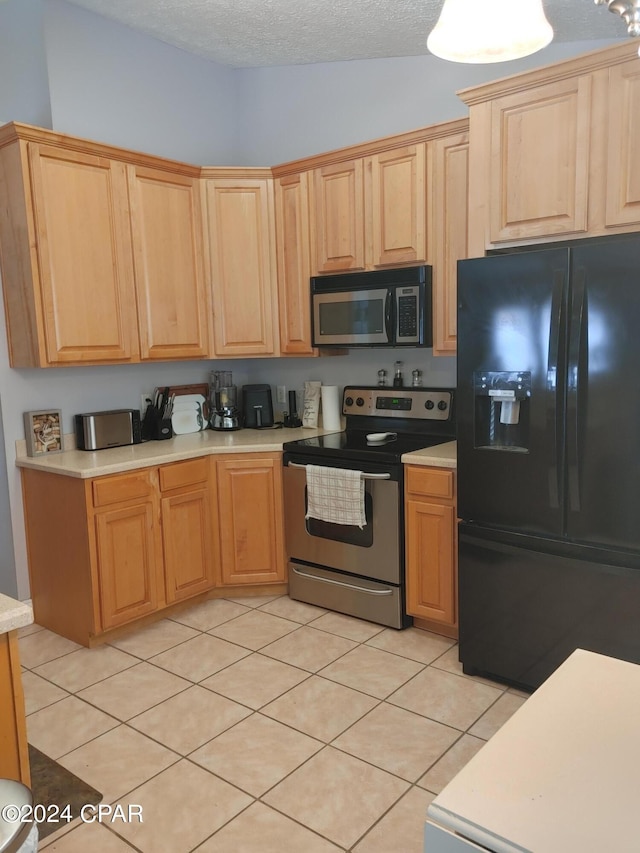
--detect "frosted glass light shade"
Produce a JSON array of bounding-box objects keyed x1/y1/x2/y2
[{"x1": 427, "y1": 0, "x2": 554, "y2": 63}]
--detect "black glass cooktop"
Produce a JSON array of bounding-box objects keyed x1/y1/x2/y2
[{"x1": 283, "y1": 430, "x2": 450, "y2": 466}]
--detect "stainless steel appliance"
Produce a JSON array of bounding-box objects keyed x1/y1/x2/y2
[
  {"x1": 311, "y1": 266, "x2": 432, "y2": 348},
  {"x1": 457, "y1": 233, "x2": 640, "y2": 691},
  {"x1": 74, "y1": 409, "x2": 142, "y2": 450},
  {"x1": 283, "y1": 386, "x2": 455, "y2": 628},
  {"x1": 209, "y1": 371, "x2": 241, "y2": 431}
]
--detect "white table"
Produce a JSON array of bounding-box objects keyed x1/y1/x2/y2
[{"x1": 426, "y1": 649, "x2": 640, "y2": 852}]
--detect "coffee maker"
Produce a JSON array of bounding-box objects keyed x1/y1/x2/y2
[{"x1": 209, "y1": 371, "x2": 241, "y2": 431}]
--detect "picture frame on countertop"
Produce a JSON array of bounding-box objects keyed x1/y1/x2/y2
[{"x1": 24, "y1": 409, "x2": 63, "y2": 457}]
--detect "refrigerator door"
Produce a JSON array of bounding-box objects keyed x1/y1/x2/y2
[
  {"x1": 457, "y1": 249, "x2": 569, "y2": 536},
  {"x1": 458, "y1": 523, "x2": 640, "y2": 690},
  {"x1": 566, "y1": 235, "x2": 640, "y2": 550}
]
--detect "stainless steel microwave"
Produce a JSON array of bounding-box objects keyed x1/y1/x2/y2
[{"x1": 311, "y1": 266, "x2": 432, "y2": 348}]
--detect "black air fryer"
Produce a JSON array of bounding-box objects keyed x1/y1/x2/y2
[{"x1": 242, "y1": 384, "x2": 274, "y2": 428}]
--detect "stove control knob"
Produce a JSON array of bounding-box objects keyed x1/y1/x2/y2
[
  {"x1": 345, "y1": 396, "x2": 354, "y2": 407},
  {"x1": 438, "y1": 400, "x2": 448, "y2": 411},
  {"x1": 356, "y1": 397, "x2": 365, "y2": 407},
  {"x1": 425, "y1": 400, "x2": 435, "y2": 410}
]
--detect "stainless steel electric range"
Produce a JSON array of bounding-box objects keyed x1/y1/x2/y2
[{"x1": 282, "y1": 386, "x2": 456, "y2": 628}]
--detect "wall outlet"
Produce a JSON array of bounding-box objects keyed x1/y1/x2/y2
[
  {"x1": 276, "y1": 384, "x2": 287, "y2": 405},
  {"x1": 140, "y1": 393, "x2": 153, "y2": 414}
]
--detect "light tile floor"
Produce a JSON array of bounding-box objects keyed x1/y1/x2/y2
[{"x1": 18, "y1": 595, "x2": 528, "y2": 852}]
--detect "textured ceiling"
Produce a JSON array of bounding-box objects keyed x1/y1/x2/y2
[{"x1": 64, "y1": 0, "x2": 627, "y2": 68}]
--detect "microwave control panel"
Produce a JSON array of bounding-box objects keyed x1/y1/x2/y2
[{"x1": 396, "y1": 287, "x2": 420, "y2": 341}]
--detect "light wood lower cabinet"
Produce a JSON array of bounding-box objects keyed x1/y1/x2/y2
[
  {"x1": 94, "y1": 486, "x2": 163, "y2": 631},
  {"x1": 159, "y1": 458, "x2": 216, "y2": 603},
  {"x1": 22, "y1": 452, "x2": 286, "y2": 645},
  {"x1": 216, "y1": 453, "x2": 286, "y2": 586},
  {"x1": 0, "y1": 631, "x2": 30, "y2": 786},
  {"x1": 405, "y1": 465, "x2": 457, "y2": 636}
]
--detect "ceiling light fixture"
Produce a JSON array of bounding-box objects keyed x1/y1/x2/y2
[
  {"x1": 594, "y1": 0, "x2": 640, "y2": 54},
  {"x1": 427, "y1": 0, "x2": 553, "y2": 64}
]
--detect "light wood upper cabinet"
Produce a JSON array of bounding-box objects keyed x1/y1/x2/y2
[
  {"x1": 0, "y1": 124, "x2": 209, "y2": 367},
  {"x1": 310, "y1": 148, "x2": 427, "y2": 273},
  {"x1": 366, "y1": 144, "x2": 427, "y2": 268},
  {"x1": 203, "y1": 173, "x2": 279, "y2": 356},
  {"x1": 312, "y1": 159, "x2": 365, "y2": 273},
  {"x1": 604, "y1": 59, "x2": 640, "y2": 228},
  {"x1": 128, "y1": 165, "x2": 209, "y2": 360},
  {"x1": 429, "y1": 131, "x2": 469, "y2": 356},
  {"x1": 461, "y1": 41, "x2": 640, "y2": 254},
  {"x1": 0, "y1": 141, "x2": 138, "y2": 366},
  {"x1": 274, "y1": 171, "x2": 315, "y2": 354},
  {"x1": 488, "y1": 76, "x2": 592, "y2": 243}
]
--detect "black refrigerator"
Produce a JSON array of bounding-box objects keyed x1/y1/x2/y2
[{"x1": 457, "y1": 233, "x2": 640, "y2": 691}]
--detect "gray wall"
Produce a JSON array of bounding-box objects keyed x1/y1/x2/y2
[
  {"x1": 234, "y1": 40, "x2": 616, "y2": 165},
  {"x1": 44, "y1": 0, "x2": 239, "y2": 164},
  {"x1": 0, "y1": 395, "x2": 16, "y2": 597},
  {"x1": 0, "y1": 0, "x2": 617, "y2": 598},
  {"x1": 0, "y1": 0, "x2": 51, "y2": 127}
]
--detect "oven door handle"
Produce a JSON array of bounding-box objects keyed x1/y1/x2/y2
[
  {"x1": 291, "y1": 566, "x2": 394, "y2": 595},
  {"x1": 286, "y1": 462, "x2": 391, "y2": 480}
]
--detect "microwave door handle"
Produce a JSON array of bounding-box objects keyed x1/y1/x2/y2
[{"x1": 384, "y1": 290, "x2": 393, "y2": 344}]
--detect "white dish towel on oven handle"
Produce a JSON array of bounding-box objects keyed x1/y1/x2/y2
[{"x1": 305, "y1": 464, "x2": 366, "y2": 528}]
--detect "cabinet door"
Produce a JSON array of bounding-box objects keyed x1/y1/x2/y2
[
  {"x1": 367, "y1": 145, "x2": 426, "y2": 268},
  {"x1": 128, "y1": 165, "x2": 209, "y2": 359},
  {"x1": 429, "y1": 132, "x2": 469, "y2": 356},
  {"x1": 489, "y1": 76, "x2": 592, "y2": 242},
  {"x1": 204, "y1": 177, "x2": 278, "y2": 356},
  {"x1": 95, "y1": 499, "x2": 162, "y2": 630},
  {"x1": 312, "y1": 159, "x2": 365, "y2": 273},
  {"x1": 161, "y1": 486, "x2": 215, "y2": 603},
  {"x1": 0, "y1": 632, "x2": 30, "y2": 786},
  {"x1": 275, "y1": 172, "x2": 315, "y2": 354},
  {"x1": 604, "y1": 60, "x2": 640, "y2": 228},
  {"x1": 216, "y1": 455, "x2": 285, "y2": 585},
  {"x1": 405, "y1": 497, "x2": 456, "y2": 625},
  {"x1": 28, "y1": 143, "x2": 137, "y2": 364}
]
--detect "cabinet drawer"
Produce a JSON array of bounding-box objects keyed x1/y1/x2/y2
[
  {"x1": 159, "y1": 458, "x2": 209, "y2": 492},
  {"x1": 406, "y1": 466, "x2": 454, "y2": 500},
  {"x1": 92, "y1": 470, "x2": 154, "y2": 507}
]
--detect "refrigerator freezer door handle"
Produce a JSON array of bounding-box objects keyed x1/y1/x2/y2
[
  {"x1": 568, "y1": 269, "x2": 587, "y2": 513},
  {"x1": 547, "y1": 270, "x2": 566, "y2": 510}
]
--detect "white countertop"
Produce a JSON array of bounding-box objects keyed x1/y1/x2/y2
[
  {"x1": 0, "y1": 594, "x2": 33, "y2": 635},
  {"x1": 15, "y1": 426, "x2": 335, "y2": 478},
  {"x1": 427, "y1": 649, "x2": 640, "y2": 853},
  {"x1": 401, "y1": 440, "x2": 457, "y2": 468},
  {"x1": 16, "y1": 428, "x2": 457, "y2": 478}
]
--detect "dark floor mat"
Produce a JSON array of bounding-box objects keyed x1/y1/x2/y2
[{"x1": 28, "y1": 744, "x2": 103, "y2": 840}]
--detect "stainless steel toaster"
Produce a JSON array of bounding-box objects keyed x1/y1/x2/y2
[{"x1": 74, "y1": 409, "x2": 142, "y2": 451}]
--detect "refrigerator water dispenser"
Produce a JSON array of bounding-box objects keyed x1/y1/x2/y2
[{"x1": 473, "y1": 371, "x2": 531, "y2": 451}]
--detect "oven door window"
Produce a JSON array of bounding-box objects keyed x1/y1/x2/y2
[{"x1": 304, "y1": 487, "x2": 373, "y2": 546}]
